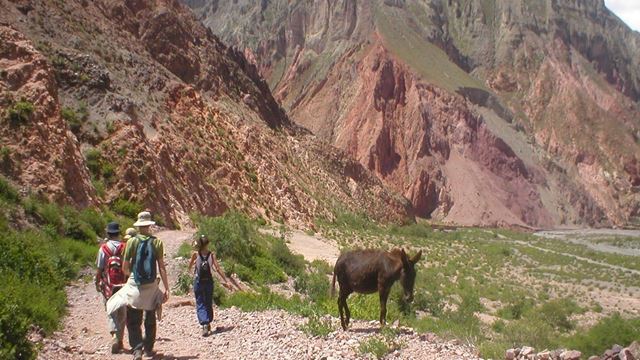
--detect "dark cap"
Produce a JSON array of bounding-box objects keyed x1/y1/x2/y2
[{"x1": 105, "y1": 222, "x2": 121, "y2": 235}]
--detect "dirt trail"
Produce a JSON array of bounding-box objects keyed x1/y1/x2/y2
[
  {"x1": 258, "y1": 228, "x2": 341, "y2": 264},
  {"x1": 37, "y1": 229, "x2": 478, "y2": 360}
]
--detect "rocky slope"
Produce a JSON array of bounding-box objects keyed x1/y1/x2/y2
[
  {"x1": 0, "y1": 0, "x2": 412, "y2": 228},
  {"x1": 186, "y1": 0, "x2": 640, "y2": 228}
]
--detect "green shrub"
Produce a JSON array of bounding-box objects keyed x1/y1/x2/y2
[
  {"x1": 310, "y1": 259, "x2": 332, "y2": 275},
  {"x1": 251, "y1": 256, "x2": 287, "y2": 284},
  {"x1": 294, "y1": 271, "x2": 330, "y2": 303},
  {"x1": 6, "y1": 100, "x2": 34, "y2": 126},
  {"x1": 499, "y1": 317, "x2": 556, "y2": 350},
  {"x1": 176, "y1": 242, "x2": 193, "y2": 259},
  {"x1": 36, "y1": 202, "x2": 63, "y2": 230},
  {"x1": 0, "y1": 176, "x2": 19, "y2": 203},
  {"x1": 84, "y1": 148, "x2": 102, "y2": 176},
  {"x1": 538, "y1": 298, "x2": 582, "y2": 331},
  {"x1": 271, "y1": 238, "x2": 305, "y2": 277},
  {"x1": 63, "y1": 210, "x2": 97, "y2": 242},
  {"x1": 173, "y1": 271, "x2": 192, "y2": 296},
  {"x1": 196, "y1": 211, "x2": 258, "y2": 266},
  {"x1": 78, "y1": 208, "x2": 107, "y2": 237},
  {"x1": 389, "y1": 222, "x2": 432, "y2": 238},
  {"x1": 299, "y1": 313, "x2": 334, "y2": 337},
  {"x1": 0, "y1": 294, "x2": 35, "y2": 360},
  {"x1": 564, "y1": 314, "x2": 640, "y2": 357},
  {"x1": 497, "y1": 298, "x2": 535, "y2": 320},
  {"x1": 223, "y1": 288, "x2": 314, "y2": 314},
  {"x1": 359, "y1": 336, "x2": 390, "y2": 359},
  {"x1": 0, "y1": 146, "x2": 11, "y2": 166},
  {"x1": 61, "y1": 107, "x2": 81, "y2": 133},
  {"x1": 213, "y1": 281, "x2": 226, "y2": 306},
  {"x1": 111, "y1": 199, "x2": 144, "y2": 219},
  {"x1": 358, "y1": 328, "x2": 402, "y2": 360}
]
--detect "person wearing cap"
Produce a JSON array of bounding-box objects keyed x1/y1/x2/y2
[
  {"x1": 95, "y1": 221, "x2": 127, "y2": 354},
  {"x1": 116, "y1": 211, "x2": 169, "y2": 360}
]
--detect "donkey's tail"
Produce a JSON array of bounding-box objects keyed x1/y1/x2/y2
[{"x1": 331, "y1": 271, "x2": 337, "y2": 298}]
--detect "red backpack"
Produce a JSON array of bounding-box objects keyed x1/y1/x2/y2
[{"x1": 100, "y1": 242, "x2": 126, "y2": 298}]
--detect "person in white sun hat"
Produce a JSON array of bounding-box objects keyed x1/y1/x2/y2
[{"x1": 107, "y1": 211, "x2": 169, "y2": 360}]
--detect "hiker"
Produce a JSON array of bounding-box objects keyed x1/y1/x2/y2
[
  {"x1": 123, "y1": 227, "x2": 137, "y2": 242},
  {"x1": 188, "y1": 234, "x2": 227, "y2": 336},
  {"x1": 95, "y1": 221, "x2": 127, "y2": 353},
  {"x1": 107, "y1": 211, "x2": 169, "y2": 360}
]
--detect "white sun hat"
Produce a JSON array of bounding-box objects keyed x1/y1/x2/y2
[{"x1": 133, "y1": 211, "x2": 156, "y2": 227}]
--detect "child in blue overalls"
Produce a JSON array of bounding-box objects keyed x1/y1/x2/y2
[{"x1": 188, "y1": 235, "x2": 226, "y2": 336}]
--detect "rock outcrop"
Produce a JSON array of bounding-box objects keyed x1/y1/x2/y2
[{"x1": 0, "y1": 26, "x2": 96, "y2": 207}]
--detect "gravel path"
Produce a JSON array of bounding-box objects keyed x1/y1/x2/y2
[{"x1": 36, "y1": 230, "x2": 479, "y2": 360}]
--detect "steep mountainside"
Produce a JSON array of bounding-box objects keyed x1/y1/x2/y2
[
  {"x1": 0, "y1": 0, "x2": 412, "y2": 228},
  {"x1": 186, "y1": 0, "x2": 640, "y2": 228}
]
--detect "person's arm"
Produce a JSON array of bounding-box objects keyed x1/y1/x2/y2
[
  {"x1": 122, "y1": 243, "x2": 132, "y2": 278},
  {"x1": 188, "y1": 252, "x2": 197, "y2": 274},
  {"x1": 95, "y1": 268, "x2": 102, "y2": 293},
  {"x1": 156, "y1": 241, "x2": 169, "y2": 301},
  {"x1": 123, "y1": 261, "x2": 131, "y2": 277},
  {"x1": 95, "y1": 249, "x2": 104, "y2": 292},
  {"x1": 211, "y1": 252, "x2": 226, "y2": 279}
]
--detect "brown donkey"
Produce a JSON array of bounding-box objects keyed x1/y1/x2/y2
[{"x1": 331, "y1": 248, "x2": 422, "y2": 330}]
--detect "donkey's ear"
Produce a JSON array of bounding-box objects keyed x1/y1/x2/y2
[
  {"x1": 410, "y1": 250, "x2": 422, "y2": 264},
  {"x1": 400, "y1": 248, "x2": 410, "y2": 267}
]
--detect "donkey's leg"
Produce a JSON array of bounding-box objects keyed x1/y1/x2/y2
[
  {"x1": 338, "y1": 291, "x2": 347, "y2": 331},
  {"x1": 379, "y1": 287, "x2": 391, "y2": 326},
  {"x1": 344, "y1": 296, "x2": 351, "y2": 328}
]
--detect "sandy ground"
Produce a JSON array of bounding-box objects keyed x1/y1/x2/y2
[{"x1": 259, "y1": 228, "x2": 341, "y2": 264}]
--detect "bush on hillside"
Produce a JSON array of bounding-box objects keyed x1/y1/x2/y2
[
  {"x1": 0, "y1": 183, "x2": 114, "y2": 359},
  {"x1": 6, "y1": 100, "x2": 34, "y2": 126},
  {"x1": 565, "y1": 313, "x2": 640, "y2": 357}
]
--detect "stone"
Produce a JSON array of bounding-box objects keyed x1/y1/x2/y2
[
  {"x1": 560, "y1": 350, "x2": 582, "y2": 360},
  {"x1": 587, "y1": 356, "x2": 600, "y2": 360},
  {"x1": 628, "y1": 343, "x2": 640, "y2": 359},
  {"x1": 620, "y1": 349, "x2": 636, "y2": 360},
  {"x1": 505, "y1": 349, "x2": 516, "y2": 360},
  {"x1": 538, "y1": 351, "x2": 551, "y2": 360},
  {"x1": 521, "y1": 347, "x2": 535, "y2": 356}
]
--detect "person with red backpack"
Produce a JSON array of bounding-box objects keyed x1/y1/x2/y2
[{"x1": 95, "y1": 221, "x2": 127, "y2": 354}]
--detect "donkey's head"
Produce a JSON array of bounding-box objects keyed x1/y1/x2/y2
[{"x1": 399, "y1": 249, "x2": 422, "y2": 303}]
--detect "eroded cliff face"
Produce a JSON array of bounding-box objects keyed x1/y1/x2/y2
[
  {"x1": 188, "y1": 0, "x2": 640, "y2": 228},
  {"x1": 0, "y1": 27, "x2": 96, "y2": 207},
  {"x1": 0, "y1": 0, "x2": 412, "y2": 228}
]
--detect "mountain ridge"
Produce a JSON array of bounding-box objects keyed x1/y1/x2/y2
[{"x1": 185, "y1": 0, "x2": 640, "y2": 228}]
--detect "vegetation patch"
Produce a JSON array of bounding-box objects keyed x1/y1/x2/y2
[{"x1": 5, "y1": 100, "x2": 34, "y2": 126}]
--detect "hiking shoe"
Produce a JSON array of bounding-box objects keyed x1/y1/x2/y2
[
  {"x1": 133, "y1": 349, "x2": 142, "y2": 360},
  {"x1": 144, "y1": 349, "x2": 154, "y2": 358},
  {"x1": 201, "y1": 324, "x2": 208, "y2": 337},
  {"x1": 110, "y1": 334, "x2": 120, "y2": 354}
]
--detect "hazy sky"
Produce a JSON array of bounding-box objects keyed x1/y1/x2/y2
[{"x1": 605, "y1": 0, "x2": 640, "y2": 31}]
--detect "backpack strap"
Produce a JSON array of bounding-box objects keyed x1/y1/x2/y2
[
  {"x1": 101, "y1": 242, "x2": 113, "y2": 258},
  {"x1": 114, "y1": 242, "x2": 125, "y2": 256}
]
